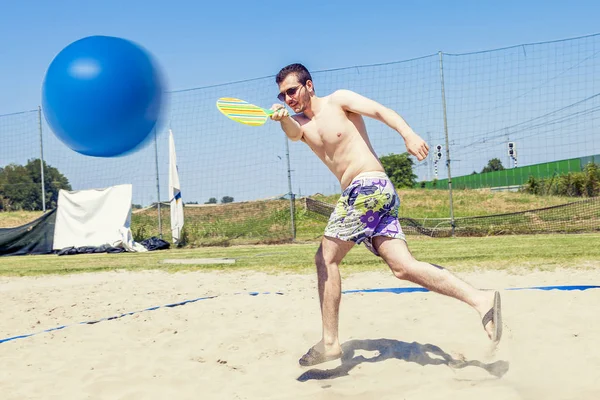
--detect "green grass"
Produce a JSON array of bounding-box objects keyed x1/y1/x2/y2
[
  {"x1": 132, "y1": 200, "x2": 295, "y2": 246},
  {"x1": 0, "y1": 210, "x2": 44, "y2": 227},
  {"x1": 1, "y1": 233, "x2": 598, "y2": 277}
]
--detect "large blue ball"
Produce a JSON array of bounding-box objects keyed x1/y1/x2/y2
[{"x1": 42, "y1": 36, "x2": 165, "y2": 157}]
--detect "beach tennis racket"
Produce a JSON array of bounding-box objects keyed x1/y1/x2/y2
[{"x1": 216, "y1": 97, "x2": 281, "y2": 127}]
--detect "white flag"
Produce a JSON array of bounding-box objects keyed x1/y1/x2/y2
[{"x1": 169, "y1": 129, "x2": 184, "y2": 244}]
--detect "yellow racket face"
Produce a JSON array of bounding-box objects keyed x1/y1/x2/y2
[{"x1": 216, "y1": 98, "x2": 273, "y2": 126}]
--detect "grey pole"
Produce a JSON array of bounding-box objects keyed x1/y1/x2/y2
[
  {"x1": 426, "y1": 131, "x2": 432, "y2": 182},
  {"x1": 38, "y1": 106, "x2": 46, "y2": 212},
  {"x1": 154, "y1": 128, "x2": 163, "y2": 238},
  {"x1": 438, "y1": 52, "x2": 455, "y2": 237},
  {"x1": 284, "y1": 136, "x2": 296, "y2": 240}
]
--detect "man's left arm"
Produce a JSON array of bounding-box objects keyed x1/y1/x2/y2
[{"x1": 332, "y1": 89, "x2": 429, "y2": 161}]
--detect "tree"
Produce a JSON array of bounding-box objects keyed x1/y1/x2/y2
[
  {"x1": 0, "y1": 164, "x2": 32, "y2": 211},
  {"x1": 205, "y1": 197, "x2": 217, "y2": 204},
  {"x1": 221, "y1": 196, "x2": 234, "y2": 204},
  {"x1": 0, "y1": 158, "x2": 71, "y2": 211},
  {"x1": 379, "y1": 153, "x2": 417, "y2": 188},
  {"x1": 26, "y1": 159, "x2": 71, "y2": 209},
  {"x1": 481, "y1": 158, "x2": 505, "y2": 173}
]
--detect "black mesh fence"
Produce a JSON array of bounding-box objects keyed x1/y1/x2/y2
[{"x1": 303, "y1": 196, "x2": 600, "y2": 238}]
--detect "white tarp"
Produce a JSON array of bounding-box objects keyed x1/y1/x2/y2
[
  {"x1": 169, "y1": 129, "x2": 184, "y2": 244},
  {"x1": 52, "y1": 184, "x2": 146, "y2": 252}
]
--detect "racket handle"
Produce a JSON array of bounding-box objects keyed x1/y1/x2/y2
[{"x1": 266, "y1": 106, "x2": 287, "y2": 116}]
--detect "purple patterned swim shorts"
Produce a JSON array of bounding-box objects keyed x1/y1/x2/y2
[{"x1": 324, "y1": 172, "x2": 406, "y2": 256}]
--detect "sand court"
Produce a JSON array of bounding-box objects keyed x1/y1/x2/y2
[{"x1": 1, "y1": 268, "x2": 600, "y2": 399}]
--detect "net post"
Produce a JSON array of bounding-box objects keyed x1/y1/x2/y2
[
  {"x1": 153, "y1": 127, "x2": 163, "y2": 238},
  {"x1": 284, "y1": 135, "x2": 296, "y2": 241},
  {"x1": 438, "y1": 51, "x2": 455, "y2": 237},
  {"x1": 37, "y1": 106, "x2": 46, "y2": 212}
]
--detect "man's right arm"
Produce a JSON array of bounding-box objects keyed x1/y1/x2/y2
[{"x1": 270, "y1": 104, "x2": 303, "y2": 141}]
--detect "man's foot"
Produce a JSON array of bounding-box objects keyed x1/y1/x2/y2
[
  {"x1": 299, "y1": 341, "x2": 342, "y2": 367},
  {"x1": 478, "y1": 290, "x2": 503, "y2": 343}
]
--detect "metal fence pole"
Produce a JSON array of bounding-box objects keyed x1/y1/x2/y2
[
  {"x1": 37, "y1": 106, "x2": 46, "y2": 212},
  {"x1": 284, "y1": 136, "x2": 296, "y2": 240},
  {"x1": 153, "y1": 128, "x2": 163, "y2": 238},
  {"x1": 438, "y1": 51, "x2": 455, "y2": 237}
]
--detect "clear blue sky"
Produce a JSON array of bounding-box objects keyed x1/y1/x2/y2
[
  {"x1": 1, "y1": 1, "x2": 600, "y2": 206},
  {"x1": 3, "y1": 0, "x2": 600, "y2": 114}
]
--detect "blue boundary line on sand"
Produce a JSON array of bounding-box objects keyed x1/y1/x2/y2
[
  {"x1": 1, "y1": 286, "x2": 598, "y2": 345},
  {"x1": 342, "y1": 285, "x2": 600, "y2": 295},
  {"x1": 0, "y1": 295, "x2": 218, "y2": 344},
  {"x1": 0, "y1": 291, "x2": 285, "y2": 345}
]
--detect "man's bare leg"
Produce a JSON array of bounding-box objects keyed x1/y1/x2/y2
[
  {"x1": 299, "y1": 236, "x2": 354, "y2": 366},
  {"x1": 373, "y1": 236, "x2": 501, "y2": 341}
]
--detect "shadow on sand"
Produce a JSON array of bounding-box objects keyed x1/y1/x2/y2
[{"x1": 297, "y1": 338, "x2": 509, "y2": 382}]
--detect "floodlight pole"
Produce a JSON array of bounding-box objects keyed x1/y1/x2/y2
[
  {"x1": 438, "y1": 52, "x2": 455, "y2": 237},
  {"x1": 38, "y1": 106, "x2": 46, "y2": 212}
]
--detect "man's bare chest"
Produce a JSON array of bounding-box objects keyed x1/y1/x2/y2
[{"x1": 301, "y1": 114, "x2": 351, "y2": 149}]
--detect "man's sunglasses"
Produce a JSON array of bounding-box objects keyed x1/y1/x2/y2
[{"x1": 277, "y1": 84, "x2": 304, "y2": 102}]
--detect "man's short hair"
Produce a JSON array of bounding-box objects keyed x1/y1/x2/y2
[{"x1": 276, "y1": 63, "x2": 313, "y2": 86}]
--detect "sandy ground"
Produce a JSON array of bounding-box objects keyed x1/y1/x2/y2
[{"x1": 1, "y1": 267, "x2": 599, "y2": 400}]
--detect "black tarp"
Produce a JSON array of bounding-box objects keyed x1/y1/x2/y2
[
  {"x1": 0, "y1": 210, "x2": 171, "y2": 257},
  {"x1": 0, "y1": 209, "x2": 56, "y2": 256}
]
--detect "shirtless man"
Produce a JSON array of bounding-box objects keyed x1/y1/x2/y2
[{"x1": 270, "y1": 63, "x2": 502, "y2": 367}]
